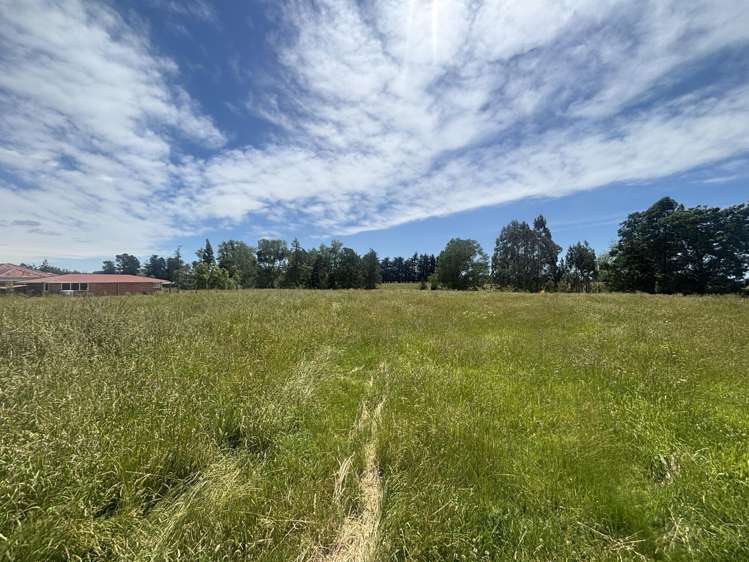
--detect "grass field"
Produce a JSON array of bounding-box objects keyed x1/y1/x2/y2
[{"x1": 1, "y1": 289, "x2": 748, "y2": 561}]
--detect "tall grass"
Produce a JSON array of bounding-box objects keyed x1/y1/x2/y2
[{"x1": 1, "y1": 291, "x2": 747, "y2": 560}]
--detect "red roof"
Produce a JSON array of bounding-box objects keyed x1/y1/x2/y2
[
  {"x1": 0, "y1": 263, "x2": 56, "y2": 280},
  {"x1": 27, "y1": 274, "x2": 171, "y2": 284}
]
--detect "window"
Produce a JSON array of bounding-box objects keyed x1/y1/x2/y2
[
  {"x1": 44, "y1": 283, "x2": 48, "y2": 291},
  {"x1": 62, "y1": 283, "x2": 71, "y2": 290},
  {"x1": 80, "y1": 283, "x2": 88, "y2": 291}
]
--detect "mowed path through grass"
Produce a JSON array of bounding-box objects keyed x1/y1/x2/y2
[{"x1": 1, "y1": 290, "x2": 747, "y2": 560}]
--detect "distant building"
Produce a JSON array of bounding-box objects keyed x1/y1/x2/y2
[
  {"x1": 25, "y1": 274, "x2": 171, "y2": 296},
  {"x1": 0, "y1": 263, "x2": 55, "y2": 292}
]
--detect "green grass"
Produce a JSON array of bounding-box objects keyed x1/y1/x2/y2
[{"x1": 1, "y1": 290, "x2": 747, "y2": 560}]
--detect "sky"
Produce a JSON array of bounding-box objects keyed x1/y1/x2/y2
[{"x1": 1, "y1": 0, "x2": 748, "y2": 271}]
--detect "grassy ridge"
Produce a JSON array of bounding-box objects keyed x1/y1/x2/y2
[{"x1": 1, "y1": 291, "x2": 747, "y2": 560}]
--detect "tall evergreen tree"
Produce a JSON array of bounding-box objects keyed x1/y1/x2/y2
[
  {"x1": 196, "y1": 239, "x2": 215, "y2": 265},
  {"x1": 362, "y1": 249, "x2": 381, "y2": 289},
  {"x1": 283, "y1": 238, "x2": 310, "y2": 288},
  {"x1": 336, "y1": 248, "x2": 363, "y2": 289},
  {"x1": 533, "y1": 215, "x2": 562, "y2": 289}
]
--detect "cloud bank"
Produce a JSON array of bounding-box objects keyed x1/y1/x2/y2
[{"x1": 1, "y1": 0, "x2": 748, "y2": 259}]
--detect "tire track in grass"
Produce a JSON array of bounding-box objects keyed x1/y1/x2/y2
[{"x1": 319, "y1": 376, "x2": 386, "y2": 562}]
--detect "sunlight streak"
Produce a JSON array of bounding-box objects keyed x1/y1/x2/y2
[
  {"x1": 431, "y1": 0, "x2": 440, "y2": 64},
  {"x1": 403, "y1": 0, "x2": 416, "y2": 69}
]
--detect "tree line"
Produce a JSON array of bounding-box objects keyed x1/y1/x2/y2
[
  {"x1": 430, "y1": 198, "x2": 747, "y2": 294},
  {"x1": 97, "y1": 239, "x2": 384, "y2": 290},
  {"x1": 24, "y1": 197, "x2": 745, "y2": 294},
  {"x1": 431, "y1": 197, "x2": 747, "y2": 294}
]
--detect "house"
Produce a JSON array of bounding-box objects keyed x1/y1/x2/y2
[
  {"x1": 25, "y1": 274, "x2": 171, "y2": 296},
  {"x1": 0, "y1": 263, "x2": 55, "y2": 292}
]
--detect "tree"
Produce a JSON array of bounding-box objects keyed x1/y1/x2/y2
[
  {"x1": 218, "y1": 240, "x2": 257, "y2": 288},
  {"x1": 35, "y1": 259, "x2": 71, "y2": 274},
  {"x1": 607, "y1": 198, "x2": 749, "y2": 293},
  {"x1": 283, "y1": 238, "x2": 310, "y2": 288},
  {"x1": 392, "y1": 257, "x2": 406, "y2": 283},
  {"x1": 115, "y1": 253, "x2": 140, "y2": 275},
  {"x1": 404, "y1": 253, "x2": 419, "y2": 282},
  {"x1": 533, "y1": 215, "x2": 562, "y2": 289},
  {"x1": 166, "y1": 249, "x2": 192, "y2": 289},
  {"x1": 336, "y1": 248, "x2": 363, "y2": 289},
  {"x1": 491, "y1": 217, "x2": 561, "y2": 292},
  {"x1": 101, "y1": 260, "x2": 116, "y2": 274},
  {"x1": 380, "y1": 258, "x2": 391, "y2": 283},
  {"x1": 306, "y1": 249, "x2": 326, "y2": 289},
  {"x1": 436, "y1": 238, "x2": 489, "y2": 290},
  {"x1": 327, "y1": 240, "x2": 344, "y2": 289},
  {"x1": 256, "y1": 239, "x2": 287, "y2": 288},
  {"x1": 563, "y1": 241, "x2": 597, "y2": 292},
  {"x1": 143, "y1": 255, "x2": 167, "y2": 279},
  {"x1": 362, "y1": 249, "x2": 381, "y2": 289},
  {"x1": 193, "y1": 262, "x2": 235, "y2": 290},
  {"x1": 417, "y1": 253, "x2": 436, "y2": 282},
  {"x1": 196, "y1": 239, "x2": 215, "y2": 265},
  {"x1": 491, "y1": 220, "x2": 538, "y2": 291},
  {"x1": 607, "y1": 197, "x2": 680, "y2": 293}
]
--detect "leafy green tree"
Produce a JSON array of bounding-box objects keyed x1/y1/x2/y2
[
  {"x1": 563, "y1": 241, "x2": 597, "y2": 292},
  {"x1": 436, "y1": 238, "x2": 489, "y2": 290},
  {"x1": 101, "y1": 260, "x2": 116, "y2": 274},
  {"x1": 608, "y1": 198, "x2": 749, "y2": 293},
  {"x1": 327, "y1": 240, "x2": 344, "y2": 289},
  {"x1": 193, "y1": 262, "x2": 236, "y2": 290},
  {"x1": 362, "y1": 249, "x2": 381, "y2": 289},
  {"x1": 218, "y1": 240, "x2": 257, "y2": 288},
  {"x1": 27, "y1": 259, "x2": 72, "y2": 274},
  {"x1": 491, "y1": 220, "x2": 538, "y2": 291},
  {"x1": 115, "y1": 253, "x2": 140, "y2": 275},
  {"x1": 607, "y1": 197, "x2": 680, "y2": 293},
  {"x1": 492, "y1": 217, "x2": 561, "y2": 291},
  {"x1": 256, "y1": 239, "x2": 287, "y2": 288},
  {"x1": 143, "y1": 255, "x2": 167, "y2": 279}
]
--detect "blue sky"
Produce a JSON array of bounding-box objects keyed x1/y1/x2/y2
[{"x1": 1, "y1": 0, "x2": 748, "y2": 271}]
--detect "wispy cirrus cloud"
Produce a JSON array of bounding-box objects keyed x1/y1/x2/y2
[
  {"x1": 191, "y1": 0, "x2": 749, "y2": 235},
  {"x1": 1, "y1": 0, "x2": 748, "y2": 260},
  {"x1": 0, "y1": 0, "x2": 223, "y2": 258}
]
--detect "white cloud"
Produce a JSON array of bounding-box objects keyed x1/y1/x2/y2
[
  {"x1": 195, "y1": 0, "x2": 749, "y2": 235},
  {"x1": 0, "y1": 0, "x2": 223, "y2": 259},
  {"x1": 1, "y1": 0, "x2": 749, "y2": 261}
]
